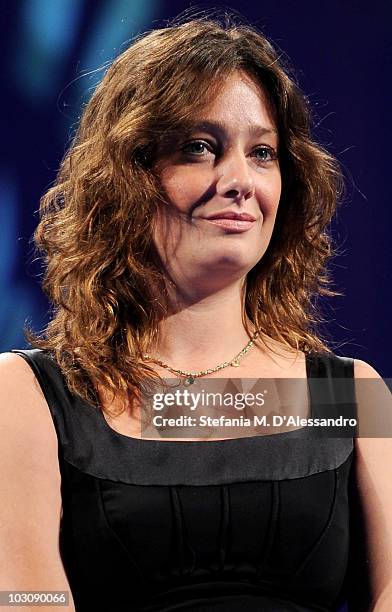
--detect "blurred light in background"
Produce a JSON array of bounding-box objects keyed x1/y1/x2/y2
[
  {"x1": 14, "y1": 0, "x2": 84, "y2": 101},
  {"x1": 3, "y1": 0, "x2": 159, "y2": 348}
]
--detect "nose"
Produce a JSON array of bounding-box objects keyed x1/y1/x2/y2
[{"x1": 216, "y1": 148, "x2": 255, "y2": 201}]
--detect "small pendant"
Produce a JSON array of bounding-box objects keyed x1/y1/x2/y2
[
  {"x1": 184, "y1": 377, "x2": 195, "y2": 386},
  {"x1": 231, "y1": 360, "x2": 240, "y2": 367}
]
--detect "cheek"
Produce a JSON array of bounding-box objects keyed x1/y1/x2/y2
[
  {"x1": 159, "y1": 167, "x2": 209, "y2": 213},
  {"x1": 255, "y1": 174, "x2": 281, "y2": 217}
]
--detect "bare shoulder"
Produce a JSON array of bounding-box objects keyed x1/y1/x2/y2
[
  {"x1": 0, "y1": 352, "x2": 75, "y2": 603},
  {"x1": 0, "y1": 351, "x2": 58, "y2": 456},
  {"x1": 353, "y1": 357, "x2": 383, "y2": 379},
  {"x1": 0, "y1": 349, "x2": 61, "y2": 511},
  {"x1": 349, "y1": 357, "x2": 392, "y2": 608},
  {"x1": 352, "y1": 357, "x2": 390, "y2": 435}
]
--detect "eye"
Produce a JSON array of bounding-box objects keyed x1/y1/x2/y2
[
  {"x1": 180, "y1": 140, "x2": 213, "y2": 156},
  {"x1": 252, "y1": 146, "x2": 279, "y2": 164},
  {"x1": 179, "y1": 140, "x2": 278, "y2": 164}
]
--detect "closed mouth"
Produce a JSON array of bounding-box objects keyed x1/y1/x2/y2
[
  {"x1": 201, "y1": 217, "x2": 256, "y2": 233},
  {"x1": 203, "y1": 212, "x2": 256, "y2": 222}
]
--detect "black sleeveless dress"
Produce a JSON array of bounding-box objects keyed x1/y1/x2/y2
[{"x1": 11, "y1": 349, "x2": 359, "y2": 612}]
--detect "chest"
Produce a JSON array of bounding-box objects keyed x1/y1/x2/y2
[
  {"x1": 60, "y1": 448, "x2": 353, "y2": 610},
  {"x1": 101, "y1": 355, "x2": 310, "y2": 441}
]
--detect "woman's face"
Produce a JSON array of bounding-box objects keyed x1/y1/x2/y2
[{"x1": 152, "y1": 69, "x2": 282, "y2": 295}]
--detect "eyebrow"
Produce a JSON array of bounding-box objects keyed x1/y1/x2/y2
[{"x1": 182, "y1": 120, "x2": 278, "y2": 138}]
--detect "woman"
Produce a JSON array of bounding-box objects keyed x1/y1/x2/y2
[{"x1": 1, "y1": 13, "x2": 391, "y2": 612}]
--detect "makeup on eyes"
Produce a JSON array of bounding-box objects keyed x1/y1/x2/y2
[{"x1": 179, "y1": 138, "x2": 279, "y2": 166}]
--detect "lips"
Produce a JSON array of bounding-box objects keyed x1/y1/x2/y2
[
  {"x1": 201, "y1": 217, "x2": 256, "y2": 233},
  {"x1": 203, "y1": 211, "x2": 256, "y2": 222}
]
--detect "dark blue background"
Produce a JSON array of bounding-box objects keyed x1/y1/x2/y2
[{"x1": 2, "y1": 0, "x2": 391, "y2": 377}]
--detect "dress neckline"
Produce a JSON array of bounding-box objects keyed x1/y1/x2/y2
[
  {"x1": 96, "y1": 352, "x2": 316, "y2": 446},
  {"x1": 10, "y1": 348, "x2": 355, "y2": 483}
]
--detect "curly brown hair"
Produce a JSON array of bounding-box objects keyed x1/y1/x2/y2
[{"x1": 25, "y1": 12, "x2": 345, "y2": 416}]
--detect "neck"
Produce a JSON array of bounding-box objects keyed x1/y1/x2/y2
[{"x1": 148, "y1": 281, "x2": 258, "y2": 372}]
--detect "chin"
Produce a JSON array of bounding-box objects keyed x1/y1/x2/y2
[
  {"x1": 204, "y1": 252, "x2": 261, "y2": 275},
  {"x1": 214, "y1": 243, "x2": 264, "y2": 266}
]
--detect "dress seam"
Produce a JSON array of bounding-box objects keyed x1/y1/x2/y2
[
  {"x1": 96, "y1": 478, "x2": 147, "y2": 585},
  {"x1": 294, "y1": 467, "x2": 339, "y2": 576},
  {"x1": 256, "y1": 481, "x2": 280, "y2": 577}
]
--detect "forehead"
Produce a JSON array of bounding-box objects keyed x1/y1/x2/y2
[{"x1": 190, "y1": 70, "x2": 278, "y2": 133}]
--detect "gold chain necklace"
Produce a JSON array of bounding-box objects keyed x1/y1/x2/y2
[{"x1": 143, "y1": 331, "x2": 259, "y2": 386}]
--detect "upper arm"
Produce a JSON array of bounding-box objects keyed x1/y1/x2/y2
[
  {"x1": 0, "y1": 352, "x2": 75, "y2": 611},
  {"x1": 349, "y1": 359, "x2": 392, "y2": 610}
]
